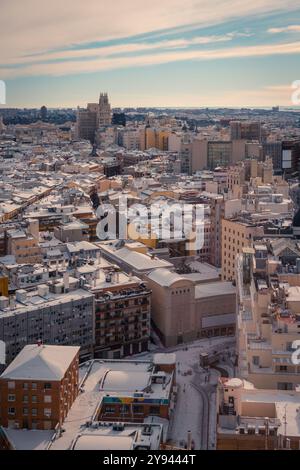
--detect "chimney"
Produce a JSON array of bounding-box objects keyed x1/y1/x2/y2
[
  {"x1": 63, "y1": 271, "x2": 70, "y2": 291},
  {"x1": 187, "y1": 430, "x2": 192, "y2": 450}
]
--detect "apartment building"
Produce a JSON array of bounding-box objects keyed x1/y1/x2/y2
[
  {"x1": 0, "y1": 344, "x2": 79, "y2": 430},
  {"x1": 0, "y1": 285, "x2": 94, "y2": 364},
  {"x1": 236, "y1": 240, "x2": 300, "y2": 390},
  {"x1": 6, "y1": 229, "x2": 42, "y2": 265},
  {"x1": 94, "y1": 284, "x2": 151, "y2": 358},
  {"x1": 76, "y1": 259, "x2": 151, "y2": 358},
  {"x1": 221, "y1": 218, "x2": 264, "y2": 281}
]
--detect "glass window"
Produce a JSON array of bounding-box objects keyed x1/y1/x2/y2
[
  {"x1": 44, "y1": 408, "x2": 51, "y2": 417},
  {"x1": 8, "y1": 381, "x2": 15, "y2": 389},
  {"x1": 44, "y1": 395, "x2": 52, "y2": 403},
  {"x1": 32, "y1": 408, "x2": 37, "y2": 416},
  {"x1": 8, "y1": 394, "x2": 15, "y2": 402},
  {"x1": 8, "y1": 407, "x2": 15, "y2": 415},
  {"x1": 44, "y1": 383, "x2": 52, "y2": 390}
]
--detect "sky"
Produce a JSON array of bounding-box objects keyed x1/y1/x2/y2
[{"x1": 1, "y1": 0, "x2": 300, "y2": 108}]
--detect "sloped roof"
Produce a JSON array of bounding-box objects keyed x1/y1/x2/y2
[{"x1": 1, "y1": 344, "x2": 80, "y2": 381}]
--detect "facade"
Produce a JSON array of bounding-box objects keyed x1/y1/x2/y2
[
  {"x1": 0, "y1": 286, "x2": 94, "y2": 364},
  {"x1": 230, "y1": 121, "x2": 263, "y2": 142},
  {"x1": 221, "y1": 218, "x2": 264, "y2": 281},
  {"x1": 146, "y1": 268, "x2": 236, "y2": 347},
  {"x1": 0, "y1": 344, "x2": 79, "y2": 430},
  {"x1": 76, "y1": 93, "x2": 112, "y2": 143},
  {"x1": 94, "y1": 284, "x2": 151, "y2": 358},
  {"x1": 237, "y1": 240, "x2": 300, "y2": 390},
  {"x1": 98, "y1": 93, "x2": 111, "y2": 127}
]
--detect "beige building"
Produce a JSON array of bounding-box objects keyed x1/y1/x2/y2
[
  {"x1": 217, "y1": 377, "x2": 300, "y2": 450},
  {"x1": 6, "y1": 224, "x2": 42, "y2": 264},
  {"x1": 237, "y1": 240, "x2": 300, "y2": 391},
  {"x1": 221, "y1": 218, "x2": 264, "y2": 281},
  {"x1": 145, "y1": 268, "x2": 236, "y2": 346}
]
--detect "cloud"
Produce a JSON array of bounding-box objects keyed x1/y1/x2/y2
[
  {"x1": 0, "y1": 33, "x2": 240, "y2": 67},
  {"x1": 1, "y1": 40, "x2": 300, "y2": 79},
  {"x1": 0, "y1": 0, "x2": 297, "y2": 65},
  {"x1": 268, "y1": 25, "x2": 300, "y2": 34}
]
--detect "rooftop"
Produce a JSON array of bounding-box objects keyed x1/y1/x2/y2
[
  {"x1": 195, "y1": 281, "x2": 236, "y2": 299},
  {"x1": 0, "y1": 344, "x2": 79, "y2": 381},
  {"x1": 49, "y1": 355, "x2": 174, "y2": 450}
]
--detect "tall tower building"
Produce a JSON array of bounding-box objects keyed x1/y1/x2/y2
[{"x1": 98, "y1": 92, "x2": 111, "y2": 127}]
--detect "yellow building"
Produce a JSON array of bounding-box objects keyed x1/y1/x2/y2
[{"x1": 0, "y1": 276, "x2": 8, "y2": 297}]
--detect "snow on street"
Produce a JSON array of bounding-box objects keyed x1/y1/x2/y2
[{"x1": 132, "y1": 336, "x2": 235, "y2": 450}]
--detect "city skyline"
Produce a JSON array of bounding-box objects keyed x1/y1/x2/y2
[{"x1": 1, "y1": 1, "x2": 300, "y2": 108}]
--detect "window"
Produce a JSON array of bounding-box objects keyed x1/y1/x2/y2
[
  {"x1": 8, "y1": 394, "x2": 15, "y2": 402},
  {"x1": 8, "y1": 407, "x2": 15, "y2": 415},
  {"x1": 149, "y1": 406, "x2": 160, "y2": 416},
  {"x1": 23, "y1": 408, "x2": 28, "y2": 415},
  {"x1": 8, "y1": 381, "x2": 15, "y2": 389},
  {"x1": 32, "y1": 383, "x2": 37, "y2": 390},
  {"x1": 279, "y1": 365, "x2": 288, "y2": 372},
  {"x1": 32, "y1": 396, "x2": 37, "y2": 403},
  {"x1": 44, "y1": 408, "x2": 51, "y2": 418},
  {"x1": 133, "y1": 405, "x2": 143, "y2": 414},
  {"x1": 104, "y1": 406, "x2": 115, "y2": 414},
  {"x1": 44, "y1": 395, "x2": 52, "y2": 403},
  {"x1": 23, "y1": 383, "x2": 29, "y2": 390},
  {"x1": 32, "y1": 408, "x2": 37, "y2": 416},
  {"x1": 44, "y1": 383, "x2": 52, "y2": 390},
  {"x1": 252, "y1": 356, "x2": 259, "y2": 366},
  {"x1": 120, "y1": 404, "x2": 130, "y2": 414},
  {"x1": 278, "y1": 382, "x2": 293, "y2": 391},
  {"x1": 23, "y1": 395, "x2": 29, "y2": 403}
]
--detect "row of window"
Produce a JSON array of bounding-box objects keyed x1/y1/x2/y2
[
  {"x1": 8, "y1": 394, "x2": 52, "y2": 403},
  {"x1": 8, "y1": 381, "x2": 52, "y2": 390},
  {"x1": 171, "y1": 289, "x2": 190, "y2": 295},
  {"x1": 8, "y1": 407, "x2": 52, "y2": 417}
]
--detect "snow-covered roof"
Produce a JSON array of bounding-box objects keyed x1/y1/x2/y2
[
  {"x1": 153, "y1": 353, "x2": 176, "y2": 365},
  {"x1": 102, "y1": 369, "x2": 150, "y2": 391},
  {"x1": 195, "y1": 281, "x2": 236, "y2": 299},
  {"x1": 2, "y1": 428, "x2": 55, "y2": 450},
  {"x1": 99, "y1": 243, "x2": 173, "y2": 272},
  {"x1": 147, "y1": 269, "x2": 193, "y2": 287},
  {"x1": 1, "y1": 344, "x2": 80, "y2": 381}
]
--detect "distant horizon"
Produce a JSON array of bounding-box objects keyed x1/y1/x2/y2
[{"x1": 1, "y1": 105, "x2": 300, "y2": 112}]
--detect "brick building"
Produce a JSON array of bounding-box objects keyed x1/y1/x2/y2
[{"x1": 0, "y1": 344, "x2": 79, "y2": 430}]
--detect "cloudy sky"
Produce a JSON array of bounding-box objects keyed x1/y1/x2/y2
[{"x1": 1, "y1": 0, "x2": 300, "y2": 108}]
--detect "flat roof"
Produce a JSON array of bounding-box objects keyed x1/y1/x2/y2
[
  {"x1": 195, "y1": 281, "x2": 236, "y2": 299},
  {"x1": 2, "y1": 428, "x2": 55, "y2": 450},
  {"x1": 49, "y1": 357, "x2": 174, "y2": 450},
  {"x1": 98, "y1": 243, "x2": 173, "y2": 272},
  {"x1": 71, "y1": 423, "x2": 162, "y2": 450}
]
